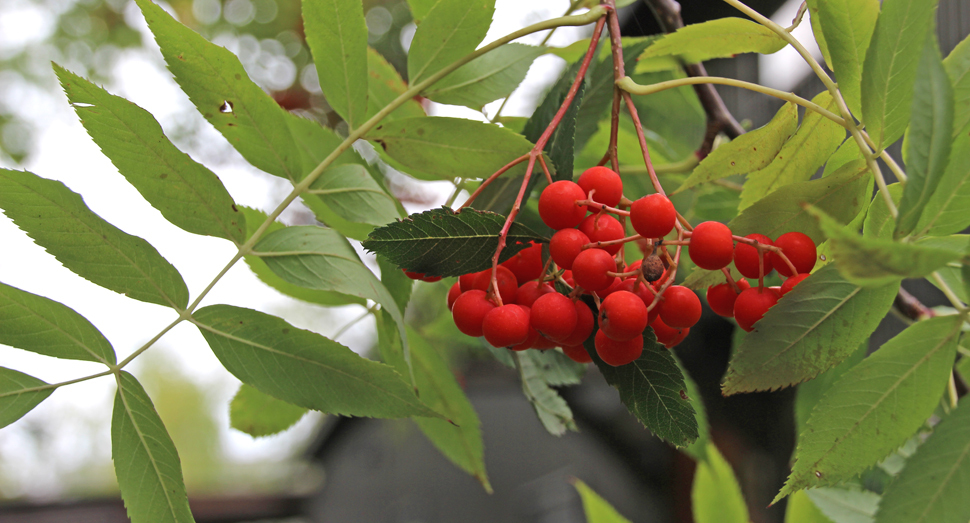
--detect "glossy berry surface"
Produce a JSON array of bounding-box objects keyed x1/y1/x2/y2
[
  {"x1": 658, "y1": 285, "x2": 701, "y2": 329},
  {"x1": 599, "y1": 290, "x2": 649, "y2": 341},
  {"x1": 501, "y1": 242, "x2": 543, "y2": 283},
  {"x1": 688, "y1": 221, "x2": 735, "y2": 270},
  {"x1": 706, "y1": 279, "x2": 750, "y2": 317},
  {"x1": 482, "y1": 304, "x2": 531, "y2": 348},
  {"x1": 561, "y1": 300, "x2": 595, "y2": 347},
  {"x1": 771, "y1": 232, "x2": 817, "y2": 277},
  {"x1": 651, "y1": 316, "x2": 687, "y2": 348},
  {"x1": 630, "y1": 194, "x2": 676, "y2": 239},
  {"x1": 561, "y1": 343, "x2": 592, "y2": 363},
  {"x1": 447, "y1": 282, "x2": 462, "y2": 311},
  {"x1": 516, "y1": 281, "x2": 554, "y2": 308},
  {"x1": 472, "y1": 265, "x2": 518, "y2": 304},
  {"x1": 733, "y1": 233, "x2": 774, "y2": 279},
  {"x1": 595, "y1": 330, "x2": 643, "y2": 366},
  {"x1": 550, "y1": 228, "x2": 590, "y2": 270},
  {"x1": 452, "y1": 290, "x2": 495, "y2": 337},
  {"x1": 734, "y1": 287, "x2": 780, "y2": 332},
  {"x1": 578, "y1": 213, "x2": 625, "y2": 255},
  {"x1": 571, "y1": 248, "x2": 617, "y2": 291},
  {"x1": 530, "y1": 293, "x2": 578, "y2": 342},
  {"x1": 780, "y1": 273, "x2": 810, "y2": 296},
  {"x1": 538, "y1": 181, "x2": 588, "y2": 230},
  {"x1": 577, "y1": 166, "x2": 623, "y2": 208}
]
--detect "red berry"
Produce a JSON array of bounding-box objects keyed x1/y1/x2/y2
[
  {"x1": 447, "y1": 282, "x2": 462, "y2": 311},
  {"x1": 561, "y1": 343, "x2": 592, "y2": 363},
  {"x1": 595, "y1": 330, "x2": 643, "y2": 366},
  {"x1": 422, "y1": 275, "x2": 442, "y2": 283},
  {"x1": 651, "y1": 316, "x2": 686, "y2": 348},
  {"x1": 659, "y1": 285, "x2": 702, "y2": 329},
  {"x1": 403, "y1": 270, "x2": 425, "y2": 280},
  {"x1": 473, "y1": 265, "x2": 518, "y2": 304},
  {"x1": 780, "y1": 273, "x2": 810, "y2": 296},
  {"x1": 733, "y1": 233, "x2": 774, "y2": 279},
  {"x1": 706, "y1": 279, "x2": 751, "y2": 317},
  {"x1": 452, "y1": 290, "x2": 495, "y2": 337},
  {"x1": 599, "y1": 290, "x2": 649, "y2": 341},
  {"x1": 530, "y1": 293, "x2": 578, "y2": 342},
  {"x1": 593, "y1": 276, "x2": 626, "y2": 299},
  {"x1": 482, "y1": 305, "x2": 531, "y2": 348},
  {"x1": 539, "y1": 181, "x2": 588, "y2": 230},
  {"x1": 502, "y1": 242, "x2": 543, "y2": 282},
  {"x1": 516, "y1": 281, "x2": 554, "y2": 308},
  {"x1": 688, "y1": 221, "x2": 735, "y2": 270},
  {"x1": 561, "y1": 300, "x2": 595, "y2": 346},
  {"x1": 571, "y1": 249, "x2": 617, "y2": 291},
  {"x1": 532, "y1": 334, "x2": 558, "y2": 350},
  {"x1": 630, "y1": 194, "x2": 676, "y2": 239},
  {"x1": 550, "y1": 228, "x2": 590, "y2": 270},
  {"x1": 510, "y1": 323, "x2": 541, "y2": 351},
  {"x1": 772, "y1": 232, "x2": 817, "y2": 277},
  {"x1": 459, "y1": 269, "x2": 488, "y2": 292},
  {"x1": 577, "y1": 166, "x2": 623, "y2": 208},
  {"x1": 578, "y1": 213, "x2": 625, "y2": 255},
  {"x1": 734, "y1": 287, "x2": 780, "y2": 332},
  {"x1": 619, "y1": 278, "x2": 660, "y2": 323}
]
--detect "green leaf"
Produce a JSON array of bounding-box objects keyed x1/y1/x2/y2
[
  {"x1": 0, "y1": 367, "x2": 54, "y2": 429},
  {"x1": 786, "y1": 490, "x2": 836, "y2": 523},
  {"x1": 0, "y1": 282, "x2": 115, "y2": 364},
  {"x1": 860, "y1": 0, "x2": 940, "y2": 149},
  {"x1": 361, "y1": 207, "x2": 547, "y2": 277},
  {"x1": 545, "y1": 73, "x2": 586, "y2": 183},
  {"x1": 514, "y1": 351, "x2": 577, "y2": 436},
  {"x1": 944, "y1": 34, "x2": 970, "y2": 137},
  {"x1": 573, "y1": 479, "x2": 633, "y2": 523},
  {"x1": 729, "y1": 160, "x2": 870, "y2": 244},
  {"x1": 795, "y1": 342, "x2": 868, "y2": 437},
  {"x1": 822, "y1": 139, "x2": 866, "y2": 177},
  {"x1": 239, "y1": 207, "x2": 365, "y2": 307},
  {"x1": 895, "y1": 34, "x2": 954, "y2": 238},
  {"x1": 692, "y1": 444, "x2": 750, "y2": 523},
  {"x1": 307, "y1": 164, "x2": 401, "y2": 227},
  {"x1": 229, "y1": 383, "x2": 308, "y2": 438},
  {"x1": 377, "y1": 255, "x2": 412, "y2": 315},
  {"x1": 915, "y1": 132, "x2": 970, "y2": 237},
  {"x1": 875, "y1": 396, "x2": 970, "y2": 523},
  {"x1": 808, "y1": 487, "x2": 880, "y2": 523},
  {"x1": 406, "y1": 0, "x2": 436, "y2": 23},
  {"x1": 303, "y1": 0, "x2": 368, "y2": 129},
  {"x1": 739, "y1": 92, "x2": 845, "y2": 210},
  {"x1": 678, "y1": 356, "x2": 711, "y2": 463},
  {"x1": 683, "y1": 265, "x2": 743, "y2": 291},
  {"x1": 864, "y1": 183, "x2": 903, "y2": 239},
  {"x1": 365, "y1": 47, "x2": 426, "y2": 123},
  {"x1": 407, "y1": 0, "x2": 495, "y2": 86},
  {"x1": 0, "y1": 169, "x2": 189, "y2": 309},
  {"x1": 523, "y1": 349, "x2": 586, "y2": 387},
  {"x1": 810, "y1": 205, "x2": 964, "y2": 287},
  {"x1": 424, "y1": 43, "x2": 544, "y2": 110},
  {"x1": 366, "y1": 117, "x2": 535, "y2": 181},
  {"x1": 811, "y1": 0, "x2": 879, "y2": 116},
  {"x1": 193, "y1": 304, "x2": 441, "y2": 419},
  {"x1": 55, "y1": 64, "x2": 246, "y2": 244},
  {"x1": 112, "y1": 371, "x2": 194, "y2": 523},
  {"x1": 639, "y1": 17, "x2": 787, "y2": 63},
  {"x1": 584, "y1": 328, "x2": 698, "y2": 448},
  {"x1": 777, "y1": 315, "x2": 962, "y2": 500},
  {"x1": 135, "y1": 0, "x2": 303, "y2": 181},
  {"x1": 723, "y1": 264, "x2": 898, "y2": 394}
]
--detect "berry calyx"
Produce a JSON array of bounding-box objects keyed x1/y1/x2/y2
[
  {"x1": 577, "y1": 166, "x2": 623, "y2": 208},
  {"x1": 630, "y1": 194, "x2": 676, "y2": 239},
  {"x1": 688, "y1": 221, "x2": 735, "y2": 270},
  {"x1": 734, "y1": 287, "x2": 780, "y2": 332},
  {"x1": 539, "y1": 181, "x2": 588, "y2": 230},
  {"x1": 771, "y1": 232, "x2": 817, "y2": 277},
  {"x1": 733, "y1": 233, "x2": 774, "y2": 279}
]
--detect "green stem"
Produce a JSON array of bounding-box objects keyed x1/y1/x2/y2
[
  {"x1": 0, "y1": 368, "x2": 115, "y2": 398},
  {"x1": 932, "y1": 271, "x2": 968, "y2": 313}
]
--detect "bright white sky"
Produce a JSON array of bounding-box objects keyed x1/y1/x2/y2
[{"x1": 0, "y1": 0, "x2": 809, "y2": 497}]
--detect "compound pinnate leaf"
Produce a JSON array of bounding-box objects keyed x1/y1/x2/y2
[
  {"x1": 193, "y1": 305, "x2": 441, "y2": 419},
  {"x1": 365, "y1": 47, "x2": 425, "y2": 123},
  {"x1": 229, "y1": 383, "x2": 308, "y2": 438},
  {"x1": 860, "y1": 0, "x2": 940, "y2": 149},
  {"x1": 361, "y1": 207, "x2": 547, "y2": 277},
  {"x1": 692, "y1": 444, "x2": 750, "y2": 523},
  {"x1": 895, "y1": 34, "x2": 954, "y2": 238},
  {"x1": 0, "y1": 169, "x2": 189, "y2": 309},
  {"x1": 776, "y1": 315, "x2": 961, "y2": 501},
  {"x1": 367, "y1": 117, "x2": 535, "y2": 182},
  {"x1": 640, "y1": 17, "x2": 787, "y2": 64},
  {"x1": 875, "y1": 396, "x2": 970, "y2": 523},
  {"x1": 112, "y1": 371, "x2": 194, "y2": 523},
  {"x1": 915, "y1": 130, "x2": 970, "y2": 237},
  {"x1": 302, "y1": 0, "x2": 368, "y2": 130},
  {"x1": 424, "y1": 43, "x2": 544, "y2": 111},
  {"x1": 723, "y1": 264, "x2": 898, "y2": 395},
  {"x1": 573, "y1": 479, "x2": 633, "y2": 523},
  {"x1": 407, "y1": 0, "x2": 495, "y2": 86},
  {"x1": 729, "y1": 160, "x2": 870, "y2": 244},
  {"x1": 514, "y1": 351, "x2": 577, "y2": 436},
  {"x1": 811, "y1": 0, "x2": 879, "y2": 117},
  {"x1": 0, "y1": 282, "x2": 115, "y2": 364},
  {"x1": 135, "y1": 0, "x2": 304, "y2": 182},
  {"x1": 55, "y1": 64, "x2": 246, "y2": 245},
  {"x1": 585, "y1": 327, "x2": 698, "y2": 448},
  {"x1": 0, "y1": 367, "x2": 54, "y2": 429},
  {"x1": 307, "y1": 164, "x2": 401, "y2": 227},
  {"x1": 810, "y1": 206, "x2": 964, "y2": 287}
]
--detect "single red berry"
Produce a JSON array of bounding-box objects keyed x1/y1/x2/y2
[
  {"x1": 403, "y1": 270, "x2": 425, "y2": 280},
  {"x1": 650, "y1": 316, "x2": 681, "y2": 347},
  {"x1": 780, "y1": 273, "x2": 810, "y2": 296},
  {"x1": 577, "y1": 166, "x2": 623, "y2": 208},
  {"x1": 659, "y1": 285, "x2": 702, "y2": 329},
  {"x1": 550, "y1": 229, "x2": 590, "y2": 270},
  {"x1": 510, "y1": 323, "x2": 541, "y2": 351},
  {"x1": 516, "y1": 281, "x2": 554, "y2": 308},
  {"x1": 706, "y1": 279, "x2": 751, "y2": 317},
  {"x1": 561, "y1": 343, "x2": 592, "y2": 363},
  {"x1": 502, "y1": 242, "x2": 543, "y2": 282},
  {"x1": 571, "y1": 248, "x2": 618, "y2": 292},
  {"x1": 459, "y1": 269, "x2": 489, "y2": 293},
  {"x1": 733, "y1": 234, "x2": 774, "y2": 279},
  {"x1": 772, "y1": 232, "x2": 817, "y2": 277},
  {"x1": 482, "y1": 304, "x2": 531, "y2": 348},
  {"x1": 530, "y1": 293, "x2": 578, "y2": 342},
  {"x1": 447, "y1": 282, "x2": 462, "y2": 311},
  {"x1": 665, "y1": 326, "x2": 690, "y2": 348},
  {"x1": 688, "y1": 221, "x2": 735, "y2": 270},
  {"x1": 421, "y1": 275, "x2": 442, "y2": 283},
  {"x1": 595, "y1": 330, "x2": 643, "y2": 366},
  {"x1": 561, "y1": 300, "x2": 595, "y2": 346},
  {"x1": 630, "y1": 194, "x2": 676, "y2": 239},
  {"x1": 734, "y1": 287, "x2": 781, "y2": 332},
  {"x1": 578, "y1": 213, "x2": 625, "y2": 255},
  {"x1": 452, "y1": 290, "x2": 495, "y2": 337},
  {"x1": 594, "y1": 276, "x2": 626, "y2": 299},
  {"x1": 473, "y1": 265, "x2": 518, "y2": 304},
  {"x1": 599, "y1": 290, "x2": 649, "y2": 341},
  {"x1": 539, "y1": 181, "x2": 588, "y2": 230}
]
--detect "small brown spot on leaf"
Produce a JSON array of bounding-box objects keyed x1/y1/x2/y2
[
  {"x1": 679, "y1": 390, "x2": 688, "y2": 400},
  {"x1": 219, "y1": 100, "x2": 233, "y2": 113},
  {"x1": 160, "y1": 173, "x2": 168, "y2": 179},
  {"x1": 814, "y1": 471, "x2": 823, "y2": 478},
  {"x1": 417, "y1": 128, "x2": 425, "y2": 136},
  {"x1": 235, "y1": 73, "x2": 241, "y2": 80},
  {"x1": 282, "y1": 328, "x2": 290, "y2": 334},
  {"x1": 231, "y1": 204, "x2": 238, "y2": 212}
]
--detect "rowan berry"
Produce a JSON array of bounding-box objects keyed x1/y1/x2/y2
[
  {"x1": 482, "y1": 304, "x2": 531, "y2": 348},
  {"x1": 459, "y1": 269, "x2": 488, "y2": 292},
  {"x1": 780, "y1": 273, "x2": 810, "y2": 296},
  {"x1": 501, "y1": 242, "x2": 543, "y2": 282},
  {"x1": 734, "y1": 287, "x2": 780, "y2": 332},
  {"x1": 630, "y1": 194, "x2": 676, "y2": 239},
  {"x1": 447, "y1": 282, "x2": 462, "y2": 310},
  {"x1": 571, "y1": 248, "x2": 617, "y2": 291},
  {"x1": 472, "y1": 265, "x2": 518, "y2": 304},
  {"x1": 599, "y1": 290, "x2": 649, "y2": 341},
  {"x1": 578, "y1": 213, "x2": 625, "y2": 255},
  {"x1": 539, "y1": 181, "x2": 588, "y2": 230},
  {"x1": 733, "y1": 234, "x2": 774, "y2": 279},
  {"x1": 452, "y1": 290, "x2": 495, "y2": 337},
  {"x1": 561, "y1": 343, "x2": 592, "y2": 363},
  {"x1": 561, "y1": 300, "x2": 595, "y2": 347},
  {"x1": 771, "y1": 232, "x2": 817, "y2": 277},
  {"x1": 659, "y1": 285, "x2": 701, "y2": 329},
  {"x1": 550, "y1": 228, "x2": 590, "y2": 270},
  {"x1": 530, "y1": 293, "x2": 578, "y2": 342},
  {"x1": 595, "y1": 330, "x2": 643, "y2": 366},
  {"x1": 688, "y1": 221, "x2": 735, "y2": 270},
  {"x1": 706, "y1": 279, "x2": 751, "y2": 317},
  {"x1": 516, "y1": 280, "x2": 554, "y2": 308},
  {"x1": 650, "y1": 316, "x2": 688, "y2": 348},
  {"x1": 577, "y1": 166, "x2": 623, "y2": 208},
  {"x1": 510, "y1": 323, "x2": 541, "y2": 352}
]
